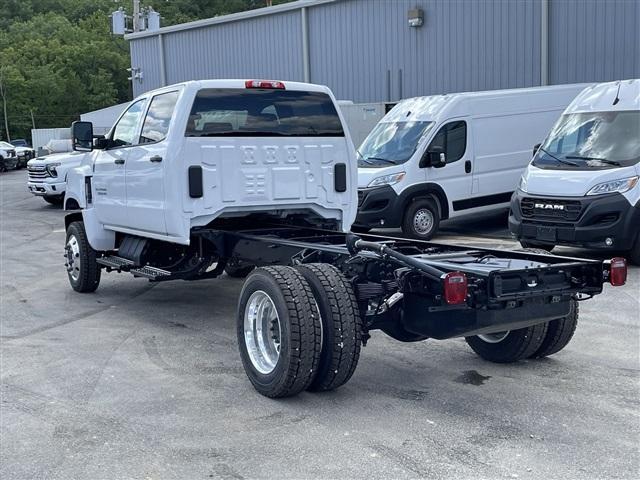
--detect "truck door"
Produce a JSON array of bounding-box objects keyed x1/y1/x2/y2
[
  {"x1": 125, "y1": 90, "x2": 179, "y2": 234},
  {"x1": 92, "y1": 99, "x2": 146, "y2": 228},
  {"x1": 422, "y1": 119, "x2": 472, "y2": 214}
]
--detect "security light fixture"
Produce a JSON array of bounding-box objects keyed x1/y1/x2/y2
[{"x1": 408, "y1": 8, "x2": 424, "y2": 27}]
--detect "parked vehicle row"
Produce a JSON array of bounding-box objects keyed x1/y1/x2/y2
[
  {"x1": 0, "y1": 139, "x2": 35, "y2": 171},
  {"x1": 20, "y1": 79, "x2": 639, "y2": 265},
  {"x1": 354, "y1": 83, "x2": 590, "y2": 239}
]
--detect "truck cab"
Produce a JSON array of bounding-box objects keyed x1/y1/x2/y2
[
  {"x1": 66, "y1": 80, "x2": 357, "y2": 251},
  {"x1": 509, "y1": 79, "x2": 640, "y2": 264}
]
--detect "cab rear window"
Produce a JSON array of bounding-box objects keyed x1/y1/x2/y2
[{"x1": 185, "y1": 88, "x2": 344, "y2": 137}]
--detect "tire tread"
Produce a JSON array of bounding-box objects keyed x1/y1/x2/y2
[{"x1": 297, "y1": 264, "x2": 362, "y2": 392}]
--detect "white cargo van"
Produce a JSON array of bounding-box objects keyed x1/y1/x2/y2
[
  {"x1": 354, "y1": 84, "x2": 589, "y2": 239},
  {"x1": 510, "y1": 79, "x2": 640, "y2": 263}
]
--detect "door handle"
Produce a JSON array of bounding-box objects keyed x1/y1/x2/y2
[
  {"x1": 150, "y1": 155, "x2": 163, "y2": 163},
  {"x1": 465, "y1": 160, "x2": 472, "y2": 174},
  {"x1": 114, "y1": 158, "x2": 125, "y2": 165}
]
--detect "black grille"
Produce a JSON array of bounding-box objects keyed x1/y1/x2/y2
[
  {"x1": 357, "y1": 189, "x2": 365, "y2": 207},
  {"x1": 521, "y1": 197, "x2": 582, "y2": 221}
]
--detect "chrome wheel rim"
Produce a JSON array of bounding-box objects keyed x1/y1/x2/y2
[
  {"x1": 413, "y1": 208, "x2": 434, "y2": 235},
  {"x1": 477, "y1": 331, "x2": 510, "y2": 343},
  {"x1": 65, "y1": 234, "x2": 82, "y2": 282},
  {"x1": 244, "y1": 291, "x2": 281, "y2": 374}
]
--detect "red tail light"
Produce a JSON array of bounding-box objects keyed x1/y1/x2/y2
[
  {"x1": 608, "y1": 257, "x2": 627, "y2": 286},
  {"x1": 245, "y1": 80, "x2": 285, "y2": 89},
  {"x1": 442, "y1": 271, "x2": 468, "y2": 305}
]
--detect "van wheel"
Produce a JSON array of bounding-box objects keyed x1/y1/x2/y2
[
  {"x1": 402, "y1": 198, "x2": 440, "y2": 240},
  {"x1": 629, "y1": 234, "x2": 640, "y2": 266},
  {"x1": 465, "y1": 323, "x2": 548, "y2": 363},
  {"x1": 44, "y1": 194, "x2": 64, "y2": 206},
  {"x1": 530, "y1": 299, "x2": 578, "y2": 358},
  {"x1": 65, "y1": 221, "x2": 101, "y2": 293},
  {"x1": 519, "y1": 241, "x2": 554, "y2": 252},
  {"x1": 295, "y1": 264, "x2": 362, "y2": 392},
  {"x1": 237, "y1": 266, "x2": 321, "y2": 398}
]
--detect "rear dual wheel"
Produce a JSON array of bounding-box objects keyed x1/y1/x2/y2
[
  {"x1": 237, "y1": 264, "x2": 362, "y2": 398},
  {"x1": 465, "y1": 298, "x2": 578, "y2": 362}
]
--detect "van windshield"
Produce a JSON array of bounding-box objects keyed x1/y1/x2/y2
[
  {"x1": 185, "y1": 88, "x2": 344, "y2": 137},
  {"x1": 533, "y1": 111, "x2": 640, "y2": 170},
  {"x1": 358, "y1": 121, "x2": 433, "y2": 167}
]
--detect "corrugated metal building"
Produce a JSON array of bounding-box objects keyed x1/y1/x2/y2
[{"x1": 125, "y1": 0, "x2": 640, "y2": 101}]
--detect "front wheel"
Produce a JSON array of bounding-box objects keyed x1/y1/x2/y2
[
  {"x1": 44, "y1": 194, "x2": 64, "y2": 206},
  {"x1": 402, "y1": 198, "x2": 440, "y2": 240},
  {"x1": 465, "y1": 323, "x2": 548, "y2": 363},
  {"x1": 65, "y1": 221, "x2": 101, "y2": 293}
]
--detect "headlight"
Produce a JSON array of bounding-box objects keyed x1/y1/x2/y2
[
  {"x1": 518, "y1": 175, "x2": 528, "y2": 193},
  {"x1": 46, "y1": 162, "x2": 61, "y2": 177},
  {"x1": 586, "y1": 176, "x2": 639, "y2": 196},
  {"x1": 368, "y1": 172, "x2": 406, "y2": 188}
]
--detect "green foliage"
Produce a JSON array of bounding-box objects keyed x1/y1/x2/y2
[{"x1": 0, "y1": 0, "x2": 293, "y2": 141}]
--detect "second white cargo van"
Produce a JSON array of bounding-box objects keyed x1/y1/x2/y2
[{"x1": 354, "y1": 84, "x2": 590, "y2": 239}]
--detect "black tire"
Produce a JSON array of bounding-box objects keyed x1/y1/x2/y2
[
  {"x1": 530, "y1": 298, "x2": 578, "y2": 358},
  {"x1": 629, "y1": 233, "x2": 640, "y2": 266},
  {"x1": 44, "y1": 194, "x2": 64, "y2": 206},
  {"x1": 224, "y1": 262, "x2": 255, "y2": 278},
  {"x1": 65, "y1": 221, "x2": 101, "y2": 293},
  {"x1": 519, "y1": 241, "x2": 554, "y2": 252},
  {"x1": 402, "y1": 197, "x2": 440, "y2": 240},
  {"x1": 237, "y1": 266, "x2": 321, "y2": 398},
  {"x1": 465, "y1": 323, "x2": 548, "y2": 363},
  {"x1": 295, "y1": 264, "x2": 362, "y2": 392}
]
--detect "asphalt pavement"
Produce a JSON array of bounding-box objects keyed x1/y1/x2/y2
[{"x1": 1, "y1": 169, "x2": 638, "y2": 479}]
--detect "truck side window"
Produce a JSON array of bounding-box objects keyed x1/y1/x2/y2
[
  {"x1": 140, "y1": 91, "x2": 179, "y2": 144},
  {"x1": 428, "y1": 121, "x2": 467, "y2": 163},
  {"x1": 111, "y1": 99, "x2": 146, "y2": 147}
]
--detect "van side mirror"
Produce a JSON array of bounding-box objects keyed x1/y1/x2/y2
[
  {"x1": 71, "y1": 121, "x2": 94, "y2": 152},
  {"x1": 532, "y1": 143, "x2": 541, "y2": 158},
  {"x1": 420, "y1": 147, "x2": 446, "y2": 168}
]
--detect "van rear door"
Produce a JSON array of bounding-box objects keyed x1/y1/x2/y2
[{"x1": 180, "y1": 85, "x2": 355, "y2": 229}]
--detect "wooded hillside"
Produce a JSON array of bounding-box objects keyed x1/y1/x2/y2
[{"x1": 0, "y1": 0, "x2": 291, "y2": 141}]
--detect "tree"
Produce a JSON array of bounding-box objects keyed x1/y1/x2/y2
[{"x1": 0, "y1": 1, "x2": 294, "y2": 141}]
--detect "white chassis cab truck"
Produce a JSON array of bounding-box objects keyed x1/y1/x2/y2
[{"x1": 64, "y1": 79, "x2": 626, "y2": 398}]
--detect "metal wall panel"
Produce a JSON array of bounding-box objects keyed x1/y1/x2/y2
[
  {"x1": 130, "y1": 11, "x2": 303, "y2": 97},
  {"x1": 128, "y1": 0, "x2": 639, "y2": 101},
  {"x1": 130, "y1": 36, "x2": 163, "y2": 96},
  {"x1": 549, "y1": 0, "x2": 640, "y2": 84},
  {"x1": 307, "y1": 0, "x2": 541, "y2": 102}
]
